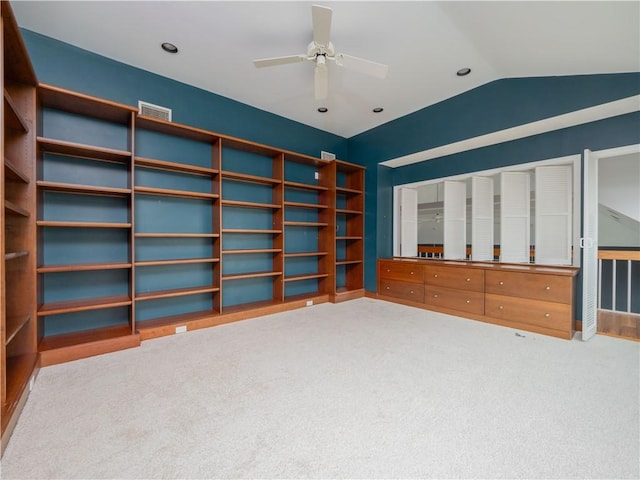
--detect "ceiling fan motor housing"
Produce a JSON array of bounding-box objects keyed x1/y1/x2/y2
[{"x1": 308, "y1": 41, "x2": 335, "y2": 62}]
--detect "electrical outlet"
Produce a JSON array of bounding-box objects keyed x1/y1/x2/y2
[
  {"x1": 314, "y1": 171, "x2": 319, "y2": 180},
  {"x1": 306, "y1": 300, "x2": 313, "y2": 307},
  {"x1": 175, "y1": 325, "x2": 187, "y2": 334}
]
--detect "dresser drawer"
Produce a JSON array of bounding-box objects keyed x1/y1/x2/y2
[
  {"x1": 379, "y1": 279, "x2": 424, "y2": 303},
  {"x1": 485, "y1": 270, "x2": 572, "y2": 304},
  {"x1": 424, "y1": 265, "x2": 484, "y2": 292},
  {"x1": 424, "y1": 285, "x2": 484, "y2": 315},
  {"x1": 378, "y1": 260, "x2": 424, "y2": 283},
  {"x1": 485, "y1": 293, "x2": 572, "y2": 331}
]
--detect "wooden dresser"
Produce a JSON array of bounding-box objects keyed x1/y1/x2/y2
[{"x1": 377, "y1": 258, "x2": 579, "y2": 339}]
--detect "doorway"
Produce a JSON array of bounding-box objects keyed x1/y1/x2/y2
[{"x1": 582, "y1": 144, "x2": 640, "y2": 341}]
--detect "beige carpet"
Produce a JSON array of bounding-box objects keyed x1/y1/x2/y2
[{"x1": 1, "y1": 298, "x2": 638, "y2": 479}]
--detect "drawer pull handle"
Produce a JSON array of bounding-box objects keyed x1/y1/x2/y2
[
  {"x1": 410, "y1": 271, "x2": 414, "y2": 275},
  {"x1": 466, "y1": 278, "x2": 471, "y2": 282},
  {"x1": 466, "y1": 300, "x2": 470, "y2": 304},
  {"x1": 545, "y1": 286, "x2": 551, "y2": 291},
  {"x1": 386, "y1": 286, "x2": 390, "y2": 290},
  {"x1": 499, "y1": 281, "x2": 504, "y2": 286},
  {"x1": 433, "y1": 294, "x2": 438, "y2": 298},
  {"x1": 386, "y1": 269, "x2": 390, "y2": 272},
  {"x1": 545, "y1": 313, "x2": 551, "y2": 318},
  {"x1": 434, "y1": 274, "x2": 438, "y2": 278},
  {"x1": 499, "y1": 305, "x2": 504, "y2": 310},
  {"x1": 410, "y1": 290, "x2": 414, "y2": 294}
]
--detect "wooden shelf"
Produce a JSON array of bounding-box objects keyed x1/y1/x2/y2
[
  {"x1": 4, "y1": 200, "x2": 29, "y2": 217},
  {"x1": 135, "y1": 257, "x2": 219, "y2": 267},
  {"x1": 37, "y1": 295, "x2": 132, "y2": 316},
  {"x1": 135, "y1": 232, "x2": 219, "y2": 238},
  {"x1": 135, "y1": 186, "x2": 218, "y2": 200},
  {"x1": 221, "y1": 170, "x2": 281, "y2": 185},
  {"x1": 5, "y1": 315, "x2": 31, "y2": 345},
  {"x1": 37, "y1": 262, "x2": 132, "y2": 273},
  {"x1": 2, "y1": 354, "x2": 38, "y2": 429},
  {"x1": 39, "y1": 324, "x2": 133, "y2": 351},
  {"x1": 284, "y1": 201, "x2": 328, "y2": 209},
  {"x1": 284, "y1": 221, "x2": 329, "y2": 227},
  {"x1": 222, "y1": 271, "x2": 282, "y2": 281},
  {"x1": 336, "y1": 208, "x2": 363, "y2": 215},
  {"x1": 336, "y1": 236, "x2": 363, "y2": 241},
  {"x1": 221, "y1": 298, "x2": 282, "y2": 315},
  {"x1": 135, "y1": 285, "x2": 220, "y2": 302},
  {"x1": 284, "y1": 180, "x2": 328, "y2": 191},
  {"x1": 5, "y1": 251, "x2": 29, "y2": 261},
  {"x1": 336, "y1": 259, "x2": 363, "y2": 265},
  {"x1": 37, "y1": 221, "x2": 132, "y2": 229},
  {"x1": 284, "y1": 273, "x2": 329, "y2": 282},
  {"x1": 336, "y1": 186, "x2": 362, "y2": 195},
  {"x1": 135, "y1": 308, "x2": 220, "y2": 332},
  {"x1": 284, "y1": 152, "x2": 330, "y2": 168},
  {"x1": 223, "y1": 249, "x2": 282, "y2": 254},
  {"x1": 334, "y1": 159, "x2": 365, "y2": 172},
  {"x1": 222, "y1": 228, "x2": 282, "y2": 234},
  {"x1": 135, "y1": 157, "x2": 218, "y2": 177},
  {"x1": 284, "y1": 251, "x2": 328, "y2": 258},
  {"x1": 220, "y1": 138, "x2": 281, "y2": 158},
  {"x1": 136, "y1": 115, "x2": 221, "y2": 143},
  {"x1": 4, "y1": 89, "x2": 29, "y2": 132},
  {"x1": 38, "y1": 324, "x2": 139, "y2": 367},
  {"x1": 38, "y1": 137, "x2": 132, "y2": 164},
  {"x1": 39, "y1": 83, "x2": 136, "y2": 123},
  {"x1": 221, "y1": 199, "x2": 281, "y2": 209},
  {"x1": 37, "y1": 181, "x2": 131, "y2": 197},
  {"x1": 4, "y1": 157, "x2": 30, "y2": 183}
]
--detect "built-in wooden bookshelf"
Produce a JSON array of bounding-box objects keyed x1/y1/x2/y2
[
  {"x1": 36, "y1": 83, "x2": 139, "y2": 368},
  {"x1": 1, "y1": 0, "x2": 38, "y2": 453},
  {"x1": 332, "y1": 160, "x2": 365, "y2": 301},
  {"x1": 133, "y1": 114, "x2": 222, "y2": 332}
]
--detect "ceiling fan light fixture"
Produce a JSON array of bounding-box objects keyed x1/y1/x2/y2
[
  {"x1": 317, "y1": 107, "x2": 328, "y2": 113},
  {"x1": 161, "y1": 42, "x2": 178, "y2": 54},
  {"x1": 456, "y1": 67, "x2": 471, "y2": 77},
  {"x1": 373, "y1": 107, "x2": 384, "y2": 113}
]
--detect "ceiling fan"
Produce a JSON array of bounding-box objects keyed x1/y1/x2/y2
[{"x1": 253, "y1": 4, "x2": 389, "y2": 100}]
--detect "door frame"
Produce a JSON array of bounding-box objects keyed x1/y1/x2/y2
[{"x1": 581, "y1": 143, "x2": 640, "y2": 340}]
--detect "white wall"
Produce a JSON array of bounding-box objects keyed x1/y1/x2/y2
[{"x1": 599, "y1": 153, "x2": 640, "y2": 221}]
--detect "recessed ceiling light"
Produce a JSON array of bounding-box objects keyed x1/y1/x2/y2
[
  {"x1": 317, "y1": 107, "x2": 328, "y2": 113},
  {"x1": 456, "y1": 67, "x2": 471, "y2": 77},
  {"x1": 373, "y1": 107, "x2": 384, "y2": 113},
  {"x1": 161, "y1": 42, "x2": 178, "y2": 54}
]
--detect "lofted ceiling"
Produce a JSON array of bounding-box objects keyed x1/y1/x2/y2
[{"x1": 11, "y1": 1, "x2": 640, "y2": 138}]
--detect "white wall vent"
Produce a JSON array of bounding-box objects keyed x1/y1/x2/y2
[
  {"x1": 321, "y1": 150, "x2": 336, "y2": 161},
  {"x1": 138, "y1": 101, "x2": 172, "y2": 122}
]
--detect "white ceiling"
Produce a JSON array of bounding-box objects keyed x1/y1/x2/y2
[{"x1": 11, "y1": 1, "x2": 640, "y2": 138}]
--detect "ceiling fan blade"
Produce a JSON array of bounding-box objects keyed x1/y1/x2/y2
[
  {"x1": 312, "y1": 5, "x2": 332, "y2": 47},
  {"x1": 253, "y1": 55, "x2": 307, "y2": 68},
  {"x1": 314, "y1": 63, "x2": 329, "y2": 100},
  {"x1": 336, "y1": 53, "x2": 389, "y2": 79}
]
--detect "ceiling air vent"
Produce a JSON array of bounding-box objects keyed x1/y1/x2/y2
[
  {"x1": 321, "y1": 151, "x2": 336, "y2": 161},
  {"x1": 138, "y1": 101, "x2": 172, "y2": 122}
]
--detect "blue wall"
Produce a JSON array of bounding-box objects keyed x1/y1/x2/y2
[
  {"x1": 22, "y1": 29, "x2": 348, "y2": 159},
  {"x1": 24, "y1": 30, "x2": 640, "y2": 320},
  {"x1": 349, "y1": 74, "x2": 640, "y2": 298}
]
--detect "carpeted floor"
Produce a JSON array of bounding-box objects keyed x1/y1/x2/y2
[{"x1": 1, "y1": 298, "x2": 639, "y2": 479}]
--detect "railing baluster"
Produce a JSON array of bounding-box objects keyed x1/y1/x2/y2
[
  {"x1": 628, "y1": 259, "x2": 632, "y2": 313},
  {"x1": 612, "y1": 259, "x2": 617, "y2": 312},
  {"x1": 598, "y1": 258, "x2": 602, "y2": 309}
]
